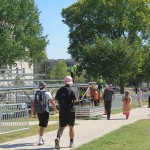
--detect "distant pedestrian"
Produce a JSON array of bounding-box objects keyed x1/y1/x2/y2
[
  {"x1": 55, "y1": 76, "x2": 78, "y2": 149},
  {"x1": 137, "y1": 88, "x2": 143, "y2": 107},
  {"x1": 90, "y1": 83, "x2": 98, "y2": 106},
  {"x1": 93, "y1": 88, "x2": 99, "y2": 106},
  {"x1": 122, "y1": 91, "x2": 132, "y2": 119},
  {"x1": 70, "y1": 63, "x2": 79, "y2": 82},
  {"x1": 98, "y1": 76, "x2": 104, "y2": 91},
  {"x1": 103, "y1": 84, "x2": 115, "y2": 120},
  {"x1": 147, "y1": 88, "x2": 150, "y2": 108},
  {"x1": 30, "y1": 82, "x2": 58, "y2": 146}
]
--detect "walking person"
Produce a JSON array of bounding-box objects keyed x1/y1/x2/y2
[
  {"x1": 122, "y1": 91, "x2": 132, "y2": 119},
  {"x1": 93, "y1": 88, "x2": 99, "y2": 106},
  {"x1": 90, "y1": 83, "x2": 98, "y2": 106},
  {"x1": 103, "y1": 84, "x2": 115, "y2": 120},
  {"x1": 137, "y1": 88, "x2": 143, "y2": 107},
  {"x1": 147, "y1": 88, "x2": 150, "y2": 108},
  {"x1": 30, "y1": 82, "x2": 58, "y2": 146},
  {"x1": 55, "y1": 76, "x2": 78, "y2": 149}
]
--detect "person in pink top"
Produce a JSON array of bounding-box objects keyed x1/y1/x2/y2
[
  {"x1": 122, "y1": 91, "x2": 132, "y2": 119},
  {"x1": 137, "y1": 88, "x2": 143, "y2": 107}
]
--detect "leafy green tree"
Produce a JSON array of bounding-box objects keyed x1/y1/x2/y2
[
  {"x1": 0, "y1": 0, "x2": 48, "y2": 68},
  {"x1": 62, "y1": 0, "x2": 150, "y2": 93},
  {"x1": 46, "y1": 60, "x2": 69, "y2": 80},
  {"x1": 82, "y1": 37, "x2": 140, "y2": 93},
  {"x1": 142, "y1": 43, "x2": 150, "y2": 83}
]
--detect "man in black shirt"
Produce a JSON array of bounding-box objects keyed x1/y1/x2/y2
[
  {"x1": 103, "y1": 84, "x2": 115, "y2": 120},
  {"x1": 55, "y1": 76, "x2": 78, "y2": 149}
]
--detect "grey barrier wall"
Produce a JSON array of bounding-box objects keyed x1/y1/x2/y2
[
  {"x1": 0, "y1": 103, "x2": 29, "y2": 135},
  {"x1": 112, "y1": 94, "x2": 148, "y2": 109}
]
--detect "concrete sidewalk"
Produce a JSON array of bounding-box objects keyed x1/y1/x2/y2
[{"x1": 0, "y1": 107, "x2": 150, "y2": 150}]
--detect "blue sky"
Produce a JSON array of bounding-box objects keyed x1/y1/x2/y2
[{"x1": 35, "y1": 0, "x2": 77, "y2": 59}]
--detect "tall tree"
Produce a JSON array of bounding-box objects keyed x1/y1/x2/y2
[
  {"x1": 82, "y1": 37, "x2": 140, "y2": 93},
  {"x1": 143, "y1": 43, "x2": 150, "y2": 83},
  {"x1": 46, "y1": 60, "x2": 69, "y2": 80},
  {"x1": 0, "y1": 0, "x2": 48, "y2": 67},
  {"x1": 62, "y1": 0, "x2": 150, "y2": 93}
]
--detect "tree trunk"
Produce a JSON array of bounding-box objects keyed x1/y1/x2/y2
[{"x1": 120, "y1": 77, "x2": 124, "y2": 94}]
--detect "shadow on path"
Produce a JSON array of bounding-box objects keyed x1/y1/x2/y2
[
  {"x1": 0, "y1": 143, "x2": 70, "y2": 150},
  {"x1": 0, "y1": 143, "x2": 55, "y2": 150},
  {"x1": 110, "y1": 118, "x2": 126, "y2": 120}
]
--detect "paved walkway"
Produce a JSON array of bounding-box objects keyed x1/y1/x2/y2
[{"x1": 0, "y1": 107, "x2": 150, "y2": 150}]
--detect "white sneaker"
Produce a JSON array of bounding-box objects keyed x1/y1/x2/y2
[
  {"x1": 70, "y1": 142, "x2": 75, "y2": 148},
  {"x1": 38, "y1": 140, "x2": 44, "y2": 146}
]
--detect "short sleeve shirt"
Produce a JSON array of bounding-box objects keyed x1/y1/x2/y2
[
  {"x1": 104, "y1": 89, "x2": 114, "y2": 101},
  {"x1": 137, "y1": 90, "x2": 143, "y2": 98},
  {"x1": 55, "y1": 86, "x2": 77, "y2": 111},
  {"x1": 34, "y1": 90, "x2": 52, "y2": 113}
]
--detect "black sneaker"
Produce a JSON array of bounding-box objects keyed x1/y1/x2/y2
[
  {"x1": 70, "y1": 142, "x2": 75, "y2": 148},
  {"x1": 55, "y1": 138, "x2": 60, "y2": 150}
]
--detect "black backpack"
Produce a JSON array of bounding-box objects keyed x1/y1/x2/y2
[
  {"x1": 34, "y1": 90, "x2": 47, "y2": 113},
  {"x1": 58, "y1": 86, "x2": 72, "y2": 105}
]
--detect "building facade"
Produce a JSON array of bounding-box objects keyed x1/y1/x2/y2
[{"x1": 0, "y1": 61, "x2": 33, "y2": 86}]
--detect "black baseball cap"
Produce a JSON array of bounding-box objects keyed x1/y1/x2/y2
[{"x1": 38, "y1": 82, "x2": 46, "y2": 89}]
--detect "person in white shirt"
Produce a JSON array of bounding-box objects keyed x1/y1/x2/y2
[
  {"x1": 147, "y1": 88, "x2": 150, "y2": 108},
  {"x1": 31, "y1": 82, "x2": 58, "y2": 146},
  {"x1": 137, "y1": 88, "x2": 143, "y2": 107}
]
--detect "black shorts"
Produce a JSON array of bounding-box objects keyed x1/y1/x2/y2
[
  {"x1": 59, "y1": 112, "x2": 75, "y2": 127},
  {"x1": 37, "y1": 111, "x2": 49, "y2": 127}
]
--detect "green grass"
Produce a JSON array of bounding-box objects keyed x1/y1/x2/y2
[
  {"x1": 0, "y1": 123, "x2": 59, "y2": 143},
  {"x1": 74, "y1": 119, "x2": 150, "y2": 150}
]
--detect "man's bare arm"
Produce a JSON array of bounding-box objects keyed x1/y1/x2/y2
[
  {"x1": 30, "y1": 100, "x2": 35, "y2": 116},
  {"x1": 50, "y1": 99, "x2": 58, "y2": 112}
]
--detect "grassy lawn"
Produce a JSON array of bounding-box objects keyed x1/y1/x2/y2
[
  {"x1": 74, "y1": 119, "x2": 150, "y2": 150},
  {"x1": 0, "y1": 123, "x2": 59, "y2": 144}
]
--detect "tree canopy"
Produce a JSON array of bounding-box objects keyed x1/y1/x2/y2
[
  {"x1": 0, "y1": 0, "x2": 48, "y2": 67},
  {"x1": 46, "y1": 60, "x2": 69, "y2": 80},
  {"x1": 62, "y1": 0, "x2": 150, "y2": 93}
]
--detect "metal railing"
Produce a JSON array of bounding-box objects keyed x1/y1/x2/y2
[
  {"x1": 0, "y1": 103, "x2": 29, "y2": 135},
  {"x1": 0, "y1": 83, "x2": 90, "y2": 107}
]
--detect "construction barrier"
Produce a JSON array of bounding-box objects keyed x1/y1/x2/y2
[
  {"x1": 76, "y1": 106, "x2": 104, "y2": 118},
  {"x1": 0, "y1": 103, "x2": 29, "y2": 135}
]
